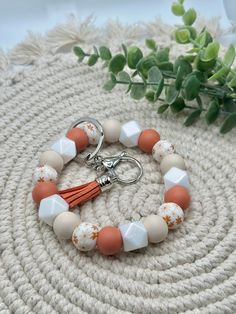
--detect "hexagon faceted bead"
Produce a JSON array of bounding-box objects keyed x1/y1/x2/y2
[
  {"x1": 51, "y1": 137, "x2": 76, "y2": 164},
  {"x1": 38, "y1": 194, "x2": 69, "y2": 226},
  {"x1": 33, "y1": 165, "x2": 58, "y2": 184},
  {"x1": 164, "y1": 167, "x2": 190, "y2": 191},
  {"x1": 72, "y1": 222, "x2": 99, "y2": 251},
  {"x1": 119, "y1": 120, "x2": 142, "y2": 147},
  {"x1": 158, "y1": 202, "x2": 184, "y2": 229},
  {"x1": 152, "y1": 140, "x2": 175, "y2": 163},
  {"x1": 119, "y1": 221, "x2": 148, "y2": 252}
]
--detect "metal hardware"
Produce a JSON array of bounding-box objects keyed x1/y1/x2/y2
[{"x1": 69, "y1": 117, "x2": 104, "y2": 163}]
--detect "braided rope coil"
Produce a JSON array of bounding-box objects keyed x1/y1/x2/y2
[{"x1": 0, "y1": 19, "x2": 236, "y2": 314}]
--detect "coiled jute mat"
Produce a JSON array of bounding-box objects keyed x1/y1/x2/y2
[{"x1": 0, "y1": 17, "x2": 236, "y2": 314}]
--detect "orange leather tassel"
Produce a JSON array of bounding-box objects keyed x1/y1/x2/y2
[{"x1": 59, "y1": 180, "x2": 101, "y2": 209}]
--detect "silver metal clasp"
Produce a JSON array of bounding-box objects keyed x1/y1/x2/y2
[{"x1": 93, "y1": 151, "x2": 143, "y2": 185}]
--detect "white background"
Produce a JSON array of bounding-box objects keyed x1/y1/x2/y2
[{"x1": 0, "y1": 0, "x2": 232, "y2": 50}]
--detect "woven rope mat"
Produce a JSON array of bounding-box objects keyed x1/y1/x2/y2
[{"x1": 0, "y1": 18, "x2": 236, "y2": 314}]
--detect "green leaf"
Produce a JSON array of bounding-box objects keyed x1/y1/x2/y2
[
  {"x1": 223, "y1": 98, "x2": 236, "y2": 113},
  {"x1": 170, "y1": 97, "x2": 185, "y2": 113},
  {"x1": 145, "y1": 90, "x2": 156, "y2": 102},
  {"x1": 109, "y1": 54, "x2": 126, "y2": 74},
  {"x1": 171, "y1": 2, "x2": 185, "y2": 16},
  {"x1": 203, "y1": 41, "x2": 220, "y2": 61},
  {"x1": 155, "y1": 78, "x2": 164, "y2": 99},
  {"x1": 118, "y1": 71, "x2": 130, "y2": 82},
  {"x1": 122, "y1": 44, "x2": 128, "y2": 58},
  {"x1": 209, "y1": 66, "x2": 229, "y2": 81},
  {"x1": 228, "y1": 75, "x2": 236, "y2": 88},
  {"x1": 154, "y1": 48, "x2": 170, "y2": 63},
  {"x1": 99, "y1": 46, "x2": 112, "y2": 60},
  {"x1": 195, "y1": 51, "x2": 216, "y2": 71},
  {"x1": 148, "y1": 66, "x2": 162, "y2": 84},
  {"x1": 103, "y1": 80, "x2": 116, "y2": 91},
  {"x1": 173, "y1": 57, "x2": 192, "y2": 75},
  {"x1": 145, "y1": 39, "x2": 157, "y2": 51},
  {"x1": 73, "y1": 46, "x2": 85, "y2": 57},
  {"x1": 195, "y1": 31, "x2": 213, "y2": 48},
  {"x1": 183, "y1": 74, "x2": 200, "y2": 100},
  {"x1": 224, "y1": 44, "x2": 235, "y2": 67},
  {"x1": 220, "y1": 112, "x2": 236, "y2": 133},
  {"x1": 130, "y1": 84, "x2": 146, "y2": 100},
  {"x1": 175, "y1": 28, "x2": 191, "y2": 44},
  {"x1": 136, "y1": 56, "x2": 157, "y2": 77},
  {"x1": 158, "y1": 104, "x2": 169, "y2": 113},
  {"x1": 175, "y1": 66, "x2": 184, "y2": 90},
  {"x1": 205, "y1": 99, "x2": 220, "y2": 124},
  {"x1": 182, "y1": 8, "x2": 197, "y2": 26},
  {"x1": 88, "y1": 54, "x2": 99, "y2": 66},
  {"x1": 165, "y1": 82, "x2": 179, "y2": 104},
  {"x1": 184, "y1": 109, "x2": 202, "y2": 126},
  {"x1": 158, "y1": 62, "x2": 173, "y2": 72},
  {"x1": 127, "y1": 47, "x2": 143, "y2": 69}
]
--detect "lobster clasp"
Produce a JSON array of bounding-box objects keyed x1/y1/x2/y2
[{"x1": 99, "y1": 151, "x2": 143, "y2": 185}]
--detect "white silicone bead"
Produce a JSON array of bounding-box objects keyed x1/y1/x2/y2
[
  {"x1": 103, "y1": 119, "x2": 121, "y2": 143},
  {"x1": 82, "y1": 122, "x2": 100, "y2": 145},
  {"x1": 143, "y1": 215, "x2": 168, "y2": 243},
  {"x1": 160, "y1": 153, "x2": 186, "y2": 175},
  {"x1": 164, "y1": 167, "x2": 190, "y2": 191},
  {"x1": 119, "y1": 120, "x2": 142, "y2": 147},
  {"x1": 39, "y1": 150, "x2": 64, "y2": 173},
  {"x1": 51, "y1": 137, "x2": 76, "y2": 164},
  {"x1": 152, "y1": 140, "x2": 175, "y2": 163},
  {"x1": 119, "y1": 221, "x2": 148, "y2": 252},
  {"x1": 38, "y1": 194, "x2": 69, "y2": 226},
  {"x1": 33, "y1": 165, "x2": 58, "y2": 184},
  {"x1": 72, "y1": 222, "x2": 99, "y2": 251},
  {"x1": 158, "y1": 202, "x2": 184, "y2": 229},
  {"x1": 53, "y1": 212, "x2": 81, "y2": 240}
]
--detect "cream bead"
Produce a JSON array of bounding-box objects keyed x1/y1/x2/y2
[
  {"x1": 53, "y1": 212, "x2": 81, "y2": 240},
  {"x1": 152, "y1": 140, "x2": 175, "y2": 163},
  {"x1": 160, "y1": 153, "x2": 186, "y2": 175},
  {"x1": 158, "y1": 202, "x2": 184, "y2": 229},
  {"x1": 143, "y1": 215, "x2": 168, "y2": 243},
  {"x1": 33, "y1": 165, "x2": 58, "y2": 184},
  {"x1": 103, "y1": 119, "x2": 121, "y2": 143},
  {"x1": 39, "y1": 150, "x2": 64, "y2": 173}
]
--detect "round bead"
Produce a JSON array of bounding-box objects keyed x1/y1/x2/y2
[
  {"x1": 160, "y1": 154, "x2": 186, "y2": 175},
  {"x1": 82, "y1": 122, "x2": 100, "y2": 145},
  {"x1": 39, "y1": 150, "x2": 64, "y2": 173},
  {"x1": 164, "y1": 185, "x2": 190, "y2": 210},
  {"x1": 53, "y1": 212, "x2": 81, "y2": 240},
  {"x1": 143, "y1": 215, "x2": 168, "y2": 243},
  {"x1": 97, "y1": 226, "x2": 123, "y2": 255},
  {"x1": 32, "y1": 182, "x2": 58, "y2": 205},
  {"x1": 72, "y1": 222, "x2": 99, "y2": 251},
  {"x1": 66, "y1": 127, "x2": 89, "y2": 152},
  {"x1": 103, "y1": 119, "x2": 121, "y2": 143},
  {"x1": 33, "y1": 165, "x2": 58, "y2": 184},
  {"x1": 152, "y1": 140, "x2": 175, "y2": 162},
  {"x1": 158, "y1": 202, "x2": 184, "y2": 229},
  {"x1": 138, "y1": 129, "x2": 160, "y2": 153}
]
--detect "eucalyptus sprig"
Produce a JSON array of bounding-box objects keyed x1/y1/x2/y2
[{"x1": 73, "y1": 0, "x2": 236, "y2": 133}]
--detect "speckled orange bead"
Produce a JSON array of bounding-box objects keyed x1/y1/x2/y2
[
  {"x1": 138, "y1": 129, "x2": 160, "y2": 153},
  {"x1": 66, "y1": 127, "x2": 89, "y2": 152},
  {"x1": 97, "y1": 226, "x2": 123, "y2": 255},
  {"x1": 32, "y1": 182, "x2": 58, "y2": 205},
  {"x1": 164, "y1": 185, "x2": 190, "y2": 210}
]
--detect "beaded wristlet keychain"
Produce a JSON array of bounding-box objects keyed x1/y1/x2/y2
[{"x1": 32, "y1": 117, "x2": 191, "y2": 256}]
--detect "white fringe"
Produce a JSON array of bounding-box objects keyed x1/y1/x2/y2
[{"x1": 0, "y1": 16, "x2": 222, "y2": 72}]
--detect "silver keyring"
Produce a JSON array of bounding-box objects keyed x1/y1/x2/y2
[{"x1": 69, "y1": 117, "x2": 104, "y2": 163}]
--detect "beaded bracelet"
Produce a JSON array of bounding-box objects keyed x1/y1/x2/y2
[{"x1": 32, "y1": 117, "x2": 191, "y2": 255}]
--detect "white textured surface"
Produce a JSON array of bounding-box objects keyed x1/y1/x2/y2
[
  {"x1": 164, "y1": 167, "x2": 190, "y2": 191},
  {"x1": 119, "y1": 221, "x2": 148, "y2": 252},
  {"x1": 0, "y1": 18, "x2": 236, "y2": 314},
  {"x1": 38, "y1": 194, "x2": 69, "y2": 226}
]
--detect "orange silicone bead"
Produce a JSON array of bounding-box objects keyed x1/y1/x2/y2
[
  {"x1": 32, "y1": 182, "x2": 58, "y2": 205},
  {"x1": 66, "y1": 128, "x2": 89, "y2": 152},
  {"x1": 138, "y1": 129, "x2": 160, "y2": 153},
  {"x1": 164, "y1": 185, "x2": 190, "y2": 210},
  {"x1": 97, "y1": 226, "x2": 123, "y2": 255}
]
